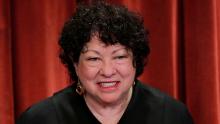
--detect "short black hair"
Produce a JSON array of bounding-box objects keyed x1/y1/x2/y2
[{"x1": 59, "y1": 1, "x2": 150, "y2": 82}]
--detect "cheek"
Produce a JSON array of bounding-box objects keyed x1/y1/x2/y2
[
  {"x1": 76, "y1": 63, "x2": 99, "y2": 81},
  {"x1": 117, "y1": 62, "x2": 136, "y2": 77}
]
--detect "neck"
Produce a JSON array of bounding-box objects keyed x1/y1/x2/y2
[{"x1": 84, "y1": 87, "x2": 133, "y2": 124}]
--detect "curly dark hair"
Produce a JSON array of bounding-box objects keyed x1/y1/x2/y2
[{"x1": 58, "y1": 1, "x2": 150, "y2": 82}]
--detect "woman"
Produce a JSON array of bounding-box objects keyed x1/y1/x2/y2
[{"x1": 17, "y1": 1, "x2": 194, "y2": 124}]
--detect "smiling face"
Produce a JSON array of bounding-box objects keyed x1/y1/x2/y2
[{"x1": 74, "y1": 35, "x2": 136, "y2": 106}]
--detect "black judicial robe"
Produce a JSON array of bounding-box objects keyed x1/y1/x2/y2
[{"x1": 16, "y1": 80, "x2": 194, "y2": 124}]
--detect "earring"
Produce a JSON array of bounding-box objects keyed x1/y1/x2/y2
[{"x1": 76, "y1": 80, "x2": 84, "y2": 95}]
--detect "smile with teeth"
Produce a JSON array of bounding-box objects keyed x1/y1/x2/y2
[{"x1": 98, "y1": 81, "x2": 119, "y2": 88}]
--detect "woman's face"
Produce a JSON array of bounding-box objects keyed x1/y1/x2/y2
[{"x1": 74, "y1": 35, "x2": 136, "y2": 105}]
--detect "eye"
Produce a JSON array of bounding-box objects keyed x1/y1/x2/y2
[
  {"x1": 114, "y1": 55, "x2": 128, "y2": 60},
  {"x1": 87, "y1": 57, "x2": 100, "y2": 61}
]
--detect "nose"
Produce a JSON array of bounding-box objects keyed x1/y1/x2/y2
[{"x1": 100, "y1": 60, "x2": 116, "y2": 77}]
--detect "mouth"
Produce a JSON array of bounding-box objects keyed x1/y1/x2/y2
[{"x1": 97, "y1": 81, "x2": 120, "y2": 89}]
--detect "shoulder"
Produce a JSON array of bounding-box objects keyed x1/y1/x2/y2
[
  {"x1": 16, "y1": 97, "x2": 57, "y2": 124},
  {"x1": 16, "y1": 84, "x2": 76, "y2": 124},
  {"x1": 136, "y1": 80, "x2": 187, "y2": 109},
  {"x1": 135, "y1": 80, "x2": 194, "y2": 124}
]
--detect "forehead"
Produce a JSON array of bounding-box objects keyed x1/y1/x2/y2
[{"x1": 83, "y1": 35, "x2": 126, "y2": 52}]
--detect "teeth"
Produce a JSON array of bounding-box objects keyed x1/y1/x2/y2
[{"x1": 100, "y1": 82, "x2": 117, "y2": 88}]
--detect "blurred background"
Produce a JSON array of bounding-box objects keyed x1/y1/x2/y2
[{"x1": 1, "y1": 0, "x2": 220, "y2": 124}]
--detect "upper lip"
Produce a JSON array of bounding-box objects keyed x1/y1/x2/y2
[{"x1": 97, "y1": 81, "x2": 119, "y2": 83}]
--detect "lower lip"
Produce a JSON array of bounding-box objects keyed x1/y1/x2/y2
[{"x1": 97, "y1": 81, "x2": 120, "y2": 91}]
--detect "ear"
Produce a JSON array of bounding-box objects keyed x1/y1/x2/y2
[{"x1": 74, "y1": 63, "x2": 79, "y2": 76}]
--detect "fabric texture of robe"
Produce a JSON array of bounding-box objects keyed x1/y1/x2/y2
[{"x1": 16, "y1": 80, "x2": 194, "y2": 124}]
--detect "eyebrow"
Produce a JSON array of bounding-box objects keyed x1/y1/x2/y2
[
  {"x1": 85, "y1": 49, "x2": 101, "y2": 55},
  {"x1": 112, "y1": 48, "x2": 127, "y2": 54},
  {"x1": 84, "y1": 48, "x2": 127, "y2": 55}
]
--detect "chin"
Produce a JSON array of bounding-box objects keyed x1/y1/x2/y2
[{"x1": 98, "y1": 95, "x2": 122, "y2": 105}]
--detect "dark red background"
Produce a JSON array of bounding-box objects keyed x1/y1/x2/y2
[{"x1": 1, "y1": 0, "x2": 220, "y2": 124}]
